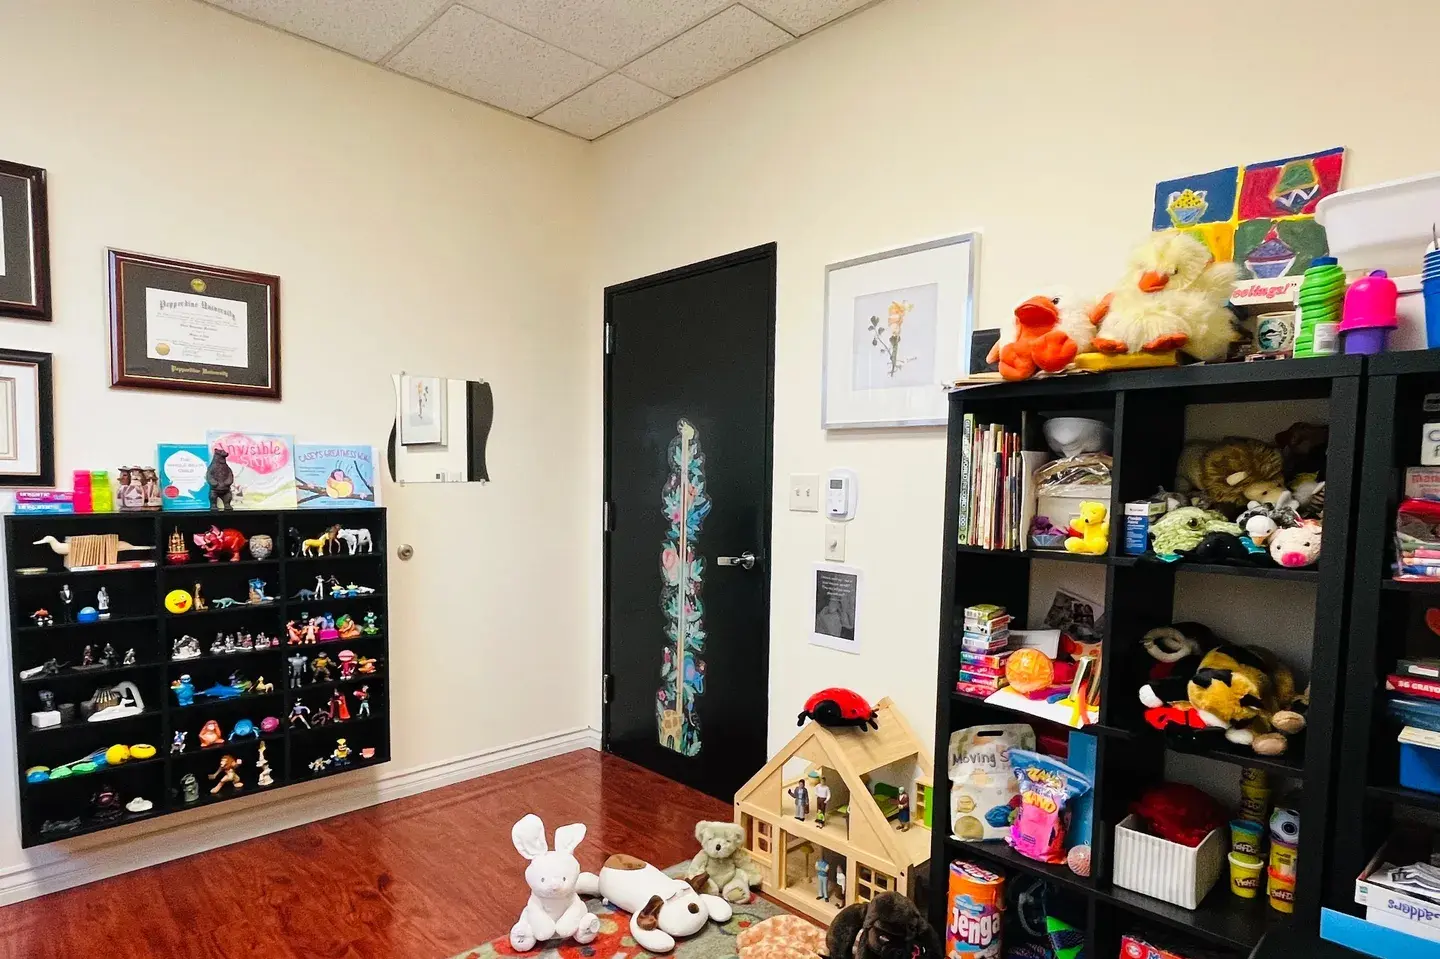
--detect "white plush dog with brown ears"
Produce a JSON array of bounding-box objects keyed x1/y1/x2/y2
[{"x1": 577, "y1": 854, "x2": 732, "y2": 953}]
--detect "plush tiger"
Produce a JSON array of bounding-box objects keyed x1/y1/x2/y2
[{"x1": 1187, "y1": 643, "x2": 1303, "y2": 756}]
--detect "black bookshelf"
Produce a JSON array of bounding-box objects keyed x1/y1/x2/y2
[
  {"x1": 927, "y1": 358, "x2": 1362, "y2": 956},
  {"x1": 5, "y1": 507, "x2": 390, "y2": 847}
]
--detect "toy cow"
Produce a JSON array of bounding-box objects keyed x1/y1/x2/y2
[{"x1": 193, "y1": 526, "x2": 248, "y2": 563}]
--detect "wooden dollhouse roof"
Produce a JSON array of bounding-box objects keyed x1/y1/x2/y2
[{"x1": 734, "y1": 697, "x2": 934, "y2": 870}]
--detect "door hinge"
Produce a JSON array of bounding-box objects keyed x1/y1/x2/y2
[
  {"x1": 603, "y1": 673, "x2": 613, "y2": 705},
  {"x1": 604, "y1": 501, "x2": 614, "y2": 532},
  {"x1": 604, "y1": 323, "x2": 613, "y2": 354}
]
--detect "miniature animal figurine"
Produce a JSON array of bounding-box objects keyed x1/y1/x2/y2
[
  {"x1": 987, "y1": 293, "x2": 1106, "y2": 380},
  {"x1": 192, "y1": 583, "x2": 207, "y2": 611},
  {"x1": 198, "y1": 681, "x2": 244, "y2": 700},
  {"x1": 171, "y1": 675, "x2": 196, "y2": 707},
  {"x1": 1092, "y1": 231, "x2": 1240, "y2": 361},
  {"x1": 827, "y1": 893, "x2": 942, "y2": 959},
  {"x1": 688, "y1": 821, "x2": 762, "y2": 903},
  {"x1": 286, "y1": 526, "x2": 304, "y2": 557},
  {"x1": 336, "y1": 615, "x2": 361, "y2": 640},
  {"x1": 1064, "y1": 501, "x2": 1110, "y2": 554},
  {"x1": 509, "y1": 814, "x2": 603, "y2": 951},
  {"x1": 291, "y1": 588, "x2": 316, "y2": 602},
  {"x1": 357, "y1": 655, "x2": 379, "y2": 674},
  {"x1": 351, "y1": 584, "x2": 376, "y2": 595},
  {"x1": 797, "y1": 688, "x2": 879, "y2": 730},
  {"x1": 254, "y1": 676, "x2": 274, "y2": 695},
  {"x1": 301, "y1": 527, "x2": 338, "y2": 557},
  {"x1": 192, "y1": 526, "x2": 248, "y2": 563},
  {"x1": 209, "y1": 755, "x2": 244, "y2": 794},
  {"x1": 211, "y1": 597, "x2": 242, "y2": 609},
  {"x1": 248, "y1": 579, "x2": 272, "y2": 603},
  {"x1": 335, "y1": 528, "x2": 374, "y2": 554},
  {"x1": 576, "y1": 853, "x2": 730, "y2": 953},
  {"x1": 229, "y1": 718, "x2": 258, "y2": 740},
  {"x1": 207, "y1": 447, "x2": 235, "y2": 510},
  {"x1": 19, "y1": 658, "x2": 63, "y2": 680},
  {"x1": 1178, "y1": 438, "x2": 1286, "y2": 514},
  {"x1": 198, "y1": 719, "x2": 224, "y2": 746}
]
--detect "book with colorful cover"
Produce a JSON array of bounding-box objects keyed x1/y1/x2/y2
[
  {"x1": 157, "y1": 444, "x2": 212, "y2": 511},
  {"x1": 1387, "y1": 674, "x2": 1440, "y2": 701},
  {"x1": 294, "y1": 444, "x2": 379, "y2": 509},
  {"x1": 205, "y1": 431, "x2": 298, "y2": 510}
]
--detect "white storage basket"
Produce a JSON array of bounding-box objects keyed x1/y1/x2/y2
[{"x1": 1111, "y1": 813, "x2": 1224, "y2": 910}]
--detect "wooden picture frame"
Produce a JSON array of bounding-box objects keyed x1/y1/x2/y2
[
  {"x1": 0, "y1": 160, "x2": 51, "y2": 321},
  {"x1": 0, "y1": 349, "x2": 54, "y2": 487},
  {"x1": 108, "y1": 249, "x2": 281, "y2": 399}
]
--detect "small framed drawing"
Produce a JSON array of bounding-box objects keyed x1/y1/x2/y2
[
  {"x1": 811, "y1": 563, "x2": 862, "y2": 655},
  {"x1": 399, "y1": 375, "x2": 446, "y2": 446},
  {"x1": 0, "y1": 159, "x2": 51, "y2": 321},
  {"x1": 108, "y1": 250, "x2": 281, "y2": 398},
  {"x1": 822, "y1": 233, "x2": 978, "y2": 429},
  {"x1": 0, "y1": 349, "x2": 55, "y2": 487}
]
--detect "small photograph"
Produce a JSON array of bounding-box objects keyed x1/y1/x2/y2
[
  {"x1": 812, "y1": 564, "x2": 862, "y2": 653},
  {"x1": 1043, "y1": 587, "x2": 1103, "y2": 642}
]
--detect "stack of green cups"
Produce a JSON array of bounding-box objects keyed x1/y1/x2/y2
[{"x1": 1295, "y1": 256, "x2": 1346, "y2": 357}]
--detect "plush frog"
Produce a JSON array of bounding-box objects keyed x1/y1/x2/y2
[{"x1": 1150, "y1": 507, "x2": 1241, "y2": 559}]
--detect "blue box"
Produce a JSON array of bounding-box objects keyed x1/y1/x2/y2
[
  {"x1": 1400, "y1": 742, "x2": 1440, "y2": 795},
  {"x1": 1123, "y1": 501, "x2": 1162, "y2": 555}
]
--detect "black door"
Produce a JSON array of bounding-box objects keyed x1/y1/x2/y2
[{"x1": 603, "y1": 244, "x2": 775, "y2": 800}]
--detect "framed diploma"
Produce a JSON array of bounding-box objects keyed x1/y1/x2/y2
[
  {"x1": 108, "y1": 250, "x2": 281, "y2": 399},
  {"x1": 0, "y1": 349, "x2": 55, "y2": 487},
  {"x1": 0, "y1": 160, "x2": 51, "y2": 321}
]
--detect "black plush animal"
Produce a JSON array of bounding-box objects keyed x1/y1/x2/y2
[
  {"x1": 206, "y1": 447, "x2": 235, "y2": 510},
  {"x1": 1177, "y1": 530, "x2": 1265, "y2": 566},
  {"x1": 826, "y1": 893, "x2": 941, "y2": 959}
]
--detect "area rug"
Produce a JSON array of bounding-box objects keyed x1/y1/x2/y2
[{"x1": 449, "y1": 867, "x2": 789, "y2": 959}]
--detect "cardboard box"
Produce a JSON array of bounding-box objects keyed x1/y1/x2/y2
[
  {"x1": 1124, "y1": 500, "x2": 1165, "y2": 555},
  {"x1": 1355, "y1": 834, "x2": 1440, "y2": 942}
]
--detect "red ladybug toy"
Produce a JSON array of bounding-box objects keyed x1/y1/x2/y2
[{"x1": 797, "y1": 688, "x2": 878, "y2": 730}]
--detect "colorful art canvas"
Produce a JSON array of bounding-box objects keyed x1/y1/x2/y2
[
  {"x1": 157, "y1": 443, "x2": 211, "y2": 511},
  {"x1": 1238, "y1": 147, "x2": 1345, "y2": 220},
  {"x1": 1234, "y1": 218, "x2": 1331, "y2": 279},
  {"x1": 1152, "y1": 166, "x2": 1239, "y2": 230},
  {"x1": 205, "y1": 430, "x2": 298, "y2": 510},
  {"x1": 294, "y1": 444, "x2": 379, "y2": 508}
]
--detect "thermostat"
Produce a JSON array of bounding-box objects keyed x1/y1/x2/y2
[{"x1": 827, "y1": 469, "x2": 858, "y2": 520}]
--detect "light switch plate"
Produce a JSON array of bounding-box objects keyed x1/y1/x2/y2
[
  {"x1": 790, "y1": 473, "x2": 819, "y2": 512},
  {"x1": 825, "y1": 522, "x2": 846, "y2": 561}
]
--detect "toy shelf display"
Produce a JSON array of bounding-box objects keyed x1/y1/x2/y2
[
  {"x1": 5, "y1": 508, "x2": 390, "y2": 848},
  {"x1": 928, "y1": 358, "x2": 1362, "y2": 957}
]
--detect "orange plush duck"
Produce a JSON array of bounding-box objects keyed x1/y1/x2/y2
[{"x1": 989, "y1": 294, "x2": 1106, "y2": 381}]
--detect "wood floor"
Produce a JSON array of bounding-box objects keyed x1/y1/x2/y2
[{"x1": 0, "y1": 750, "x2": 732, "y2": 959}]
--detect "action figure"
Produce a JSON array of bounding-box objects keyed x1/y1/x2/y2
[
  {"x1": 314, "y1": 575, "x2": 326, "y2": 601},
  {"x1": 288, "y1": 701, "x2": 311, "y2": 728},
  {"x1": 896, "y1": 787, "x2": 911, "y2": 832},
  {"x1": 788, "y1": 778, "x2": 810, "y2": 821},
  {"x1": 256, "y1": 742, "x2": 274, "y2": 787},
  {"x1": 97, "y1": 587, "x2": 110, "y2": 620},
  {"x1": 354, "y1": 685, "x2": 371, "y2": 719},
  {"x1": 337, "y1": 649, "x2": 357, "y2": 680},
  {"x1": 361, "y1": 612, "x2": 379, "y2": 636},
  {"x1": 254, "y1": 675, "x2": 273, "y2": 694},
  {"x1": 328, "y1": 689, "x2": 350, "y2": 722},
  {"x1": 79, "y1": 645, "x2": 95, "y2": 669},
  {"x1": 59, "y1": 584, "x2": 73, "y2": 623},
  {"x1": 312, "y1": 651, "x2": 334, "y2": 683},
  {"x1": 122, "y1": 648, "x2": 136, "y2": 665},
  {"x1": 331, "y1": 738, "x2": 352, "y2": 766},
  {"x1": 208, "y1": 755, "x2": 243, "y2": 794},
  {"x1": 287, "y1": 653, "x2": 307, "y2": 689},
  {"x1": 813, "y1": 772, "x2": 831, "y2": 827},
  {"x1": 171, "y1": 674, "x2": 195, "y2": 706},
  {"x1": 816, "y1": 858, "x2": 830, "y2": 901},
  {"x1": 171, "y1": 730, "x2": 187, "y2": 754}
]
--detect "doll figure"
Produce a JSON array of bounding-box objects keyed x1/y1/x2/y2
[
  {"x1": 788, "y1": 779, "x2": 809, "y2": 821},
  {"x1": 896, "y1": 787, "x2": 911, "y2": 831},
  {"x1": 328, "y1": 689, "x2": 350, "y2": 722},
  {"x1": 354, "y1": 685, "x2": 371, "y2": 719},
  {"x1": 97, "y1": 587, "x2": 110, "y2": 620},
  {"x1": 813, "y1": 772, "x2": 831, "y2": 825},
  {"x1": 314, "y1": 575, "x2": 326, "y2": 601},
  {"x1": 834, "y1": 866, "x2": 846, "y2": 906},
  {"x1": 815, "y1": 858, "x2": 830, "y2": 901}
]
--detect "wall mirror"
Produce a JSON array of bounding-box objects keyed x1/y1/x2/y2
[{"x1": 387, "y1": 373, "x2": 493, "y2": 484}]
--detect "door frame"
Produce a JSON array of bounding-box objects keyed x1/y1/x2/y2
[{"x1": 601, "y1": 242, "x2": 777, "y2": 769}]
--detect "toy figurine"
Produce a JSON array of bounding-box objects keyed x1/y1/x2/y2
[
  {"x1": 256, "y1": 742, "x2": 274, "y2": 787},
  {"x1": 209, "y1": 634, "x2": 225, "y2": 656},
  {"x1": 309, "y1": 757, "x2": 330, "y2": 775},
  {"x1": 238, "y1": 631, "x2": 254, "y2": 651},
  {"x1": 40, "y1": 818, "x2": 82, "y2": 838},
  {"x1": 302, "y1": 620, "x2": 319, "y2": 644},
  {"x1": 336, "y1": 616, "x2": 361, "y2": 640},
  {"x1": 834, "y1": 866, "x2": 846, "y2": 906},
  {"x1": 357, "y1": 655, "x2": 379, "y2": 675},
  {"x1": 223, "y1": 633, "x2": 237, "y2": 654},
  {"x1": 815, "y1": 858, "x2": 830, "y2": 901},
  {"x1": 78, "y1": 645, "x2": 96, "y2": 669},
  {"x1": 254, "y1": 676, "x2": 273, "y2": 695},
  {"x1": 300, "y1": 527, "x2": 339, "y2": 557},
  {"x1": 788, "y1": 779, "x2": 809, "y2": 821},
  {"x1": 813, "y1": 772, "x2": 831, "y2": 827},
  {"x1": 314, "y1": 574, "x2": 326, "y2": 600},
  {"x1": 207, "y1": 447, "x2": 235, "y2": 510},
  {"x1": 350, "y1": 584, "x2": 376, "y2": 596},
  {"x1": 337, "y1": 649, "x2": 357, "y2": 680},
  {"x1": 286, "y1": 620, "x2": 304, "y2": 645},
  {"x1": 91, "y1": 784, "x2": 123, "y2": 822},
  {"x1": 327, "y1": 575, "x2": 345, "y2": 597},
  {"x1": 173, "y1": 635, "x2": 201, "y2": 660},
  {"x1": 143, "y1": 467, "x2": 162, "y2": 509},
  {"x1": 192, "y1": 582, "x2": 207, "y2": 611},
  {"x1": 122, "y1": 648, "x2": 136, "y2": 665},
  {"x1": 248, "y1": 534, "x2": 274, "y2": 561},
  {"x1": 211, "y1": 597, "x2": 241, "y2": 609},
  {"x1": 97, "y1": 587, "x2": 110, "y2": 620},
  {"x1": 19, "y1": 658, "x2": 63, "y2": 680},
  {"x1": 288, "y1": 702, "x2": 311, "y2": 728},
  {"x1": 181, "y1": 773, "x2": 200, "y2": 803},
  {"x1": 312, "y1": 707, "x2": 331, "y2": 727},
  {"x1": 208, "y1": 755, "x2": 243, "y2": 794},
  {"x1": 171, "y1": 675, "x2": 196, "y2": 707},
  {"x1": 167, "y1": 528, "x2": 190, "y2": 565},
  {"x1": 312, "y1": 652, "x2": 334, "y2": 683},
  {"x1": 230, "y1": 718, "x2": 258, "y2": 739},
  {"x1": 896, "y1": 787, "x2": 911, "y2": 831},
  {"x1": 127, "y1": 796, "x2": 153, "y2": 813},
  {"x1": 331, "y1": 738, "x2": 352, "y2": 765},
  {"x1": 227, "y1": 672, "x2": 253, "y2": 694},
  {"x1": 101, "y1": 643, "x2": 116, "y2": 665},
  {"x1": 361, "y1": 612, "x2": 379, "y2": 636},
  {"x1": 260, "y1": 716, "x2": 280, "y2": 733},
  {"x1": 318, "y1": 613, "x2": 339, "y2": 641},
  {"x1": 30, "y1": 609, "x2": 54, "y2": 627},
  {"x1": 287, "y1": 653, "x2": 307, "y2": 689},
  {"x1": 328, "y1": 689, "x2": 350, "y2": 722},
  {"x1": 77, "y1": 605, "x2": 100, "y2": 624},
  {"x1": 354, "y1": 685, "x2": 371, "y2": 719},
  {"x1": 336, "y1": 528, "x2": 373, "y2": 554},
  {"x1": 192, "y1": 525, "x2": 247, "y2": 562},
  {"x1": 59, "y1": 584, "x2": 73, "y2": 622},
  {"x1": 198, "y1": 719, "x2": 224, "y2": 746},
  {"x1": 171, "y1": 731, "x2": 187, "y2": 754},
  {"x1": 247, "y1": 579, "x2": 272, "y2": 604}
]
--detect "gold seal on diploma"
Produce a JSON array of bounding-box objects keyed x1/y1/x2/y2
[
  {"x1": 190, "y1": 278, "x2": 207, "y2": 293},
  {"x1": 155, "y1": 342, "x2": 171, "y2": 356}
]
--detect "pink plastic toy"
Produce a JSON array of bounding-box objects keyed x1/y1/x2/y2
[{"x1": 1339, "y1": 270, "x2": 1399, "y2": 355}]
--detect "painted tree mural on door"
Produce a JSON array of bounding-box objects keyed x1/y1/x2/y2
[{"x1": 658, "y1": 419, "x2": 710, "y2": 756}]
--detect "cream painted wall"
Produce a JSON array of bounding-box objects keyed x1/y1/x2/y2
[
  {"x1": 0, "y1": 0, "x2": 593, "y2": 885},
  {"x1": 589, "y1": 0, "x2": 1440, "y2": 755}
]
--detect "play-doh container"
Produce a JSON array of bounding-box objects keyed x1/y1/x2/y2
[{"x1": 1229, "y1": 852, "x2": 1264, "y2": 899}]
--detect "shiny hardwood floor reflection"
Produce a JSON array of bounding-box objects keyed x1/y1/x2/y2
[{"x1": 0, "y1": 750, "x2": 732, "y2": 959}]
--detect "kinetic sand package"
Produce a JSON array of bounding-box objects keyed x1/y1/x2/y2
[{"x1": 947, "y1": 724, "x2": 1035, "y2": 841}]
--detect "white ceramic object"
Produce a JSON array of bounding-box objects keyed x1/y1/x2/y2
[
  {"x1": 1043, "y1": 416, "x2": 1111, "y2": 457},
  {"x1": 1112, "y1": 813, "x2": 1225, "y2": 910},
  {"x1": 1316, "y1": 173, "x2": 1440, "y2": 274}
]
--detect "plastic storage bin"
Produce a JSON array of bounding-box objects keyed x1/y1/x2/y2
[
  {"x1": 1399, "y1": 740, "x2": 1440, "y2": 795},
  {"x1": 1112, "y1": 813, "x2": 1225, "y2": 910}
]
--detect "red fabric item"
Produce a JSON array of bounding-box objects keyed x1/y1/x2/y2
[{"x1": 1130, "y1": 783, "x2": 1227, "y2": 847}]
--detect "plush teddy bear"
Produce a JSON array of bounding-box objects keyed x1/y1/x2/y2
[{"x1": 689, "y1": 821, "x2": 761, "y2": 903}]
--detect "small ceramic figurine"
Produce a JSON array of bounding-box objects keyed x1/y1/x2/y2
[
  {"x1": 30, "y1": 608, "x2": 54, "y2": 627},
  {"x1": 895, "y1": 787, "x2": 911, "y2": 832},
  {"x1": 337, "y1": 649, "x2": 357, "y2": 680},
  {"x1": 209, "y1": 755, "x2": 243, "y2": 794},
  {"x1": 336, "y1": 615, "x2": 361, "y2": 640},
  {"x1": 209, "y1": 634, "x2": 226, "y2": 656},
  {"x1": 238, "y1": 631, "x2": 254, "y2": 651},
  {"x1": 248, "y1": 579, "x2": 272, "y2": 604},
  {"x1": 248, "y1": 534, "x2": 274, "y2": 561},
  {"x1": 361, "y1": 612, "x2": 379, "y2": 636},
  {"x1": 97, "y1": 587, "x2": 110, "y2": 620},
  {"x1": 117, "y1": 468, "x2": 145, "y2": 511},
  {"x1": 122, "y1": 648, "x2": 136, "y2": 665},
  {"x1": 312, "y1": 652, "x2": 333, "y2": 682},
  {"x1": 171, "y1": 731, "x2": 187, "y2": 754},
  {"x1": 331, "y1": 738, "x2": 352, "y2": 766},
  {"x1": 287, "y1": 653, "x2": 307, "y2": 689},
  {"x1": 256, "y1": 742, "x2": 274, "y2": 787},
  {"x1": 171, "y1": 674, "x2": 196, "y2": 707},
  {"x1": 288, "y1": 701, "x2": 311, "y2": 728},
  {"x1": 59, "y1": 584, "x2": 73, "y2": 622},
  {"x1": 328, "y1": 689, "x2": 350, "y2": 722},
  {"x1": 173, "y1": 635, "x2": 201, "y2": 660},
  {"x1": 142, "y1": 467, "x2": 162, "y2": 509},
  {"x1": 198, "y1": 719, "x2": 225, "y2": 747},
  {"x1": 354, "y1": 685, "x2": 371, "y2": 719},
  {"x1": 223, "y1": 633, "x2": 237, "y2": 654},
  {"x1": 167, "y1": 528, "x2": 190, "y2": 565},
  {"x1": 193, "y1": 582, "x2": 207, "y2": 612},
  {"x1": 91, "y1": 784, "x2": 123, "y2": 822},
  {"x1": 207, "y1": 447, "x2": 235, "y2": 510},
  {"x1": 254, "y1": 675, "x2": 273, "y2": 695}
]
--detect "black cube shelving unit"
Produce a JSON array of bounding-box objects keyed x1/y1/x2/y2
[
  {"x1": 6, "y1": 507, "x2": 390, "y2": 847},
  {"x1": 927, "y1": 358, "x2": 1362, "y2": 956}
]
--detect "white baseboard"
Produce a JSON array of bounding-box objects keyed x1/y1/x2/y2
[{"x1": 0, "y1": 726, "x2": 601, "y2": 906}]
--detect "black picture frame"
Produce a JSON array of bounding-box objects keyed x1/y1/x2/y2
[
  {"x1": 0, "y1": 160, "x2": 51, "y2": 321},
  {"x1": 108, "y1": 249, "x2": 281, "y2": 399},
  {"x1": 0, "y1": 349, "x2": 54, "y2": 487}
]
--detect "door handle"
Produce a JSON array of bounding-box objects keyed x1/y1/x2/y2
[{"x1": 717, "y1": 551, "x2": 758, "y2": 570}]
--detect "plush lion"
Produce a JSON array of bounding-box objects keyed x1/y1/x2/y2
[{"x1": 688, "y1": 821, "x2": 761, "y2": 903}]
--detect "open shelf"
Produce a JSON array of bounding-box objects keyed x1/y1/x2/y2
[
  {"x1": 1365, "y1": 784, "x2": 1440, "y2": 813},
  {"x1": 15, "y1": 615, "x2": 156, "y2": 633},
  {"x1": 946, "y1": 836, "x2": 1094, "y2": 895},
  {"x1": 1104, "y1": 883, "x2": 1291, "y2": 952},
  {"x1": 19, "y1": 661, "x2": 163, "y2": 683}
]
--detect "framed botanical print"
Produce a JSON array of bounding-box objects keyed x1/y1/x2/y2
[
  {"x1": 822, "y1": 233, "x2": 978, "y2": 429},
  {"x1": 0, "y1": 349, "x2": 54, "y2": 487},
  {"x1": 108, "y1": 249, "x2": 281, "y2": 399},
  {"x1": 0, "y1": 160, "x2": 51, "y2": 321}
]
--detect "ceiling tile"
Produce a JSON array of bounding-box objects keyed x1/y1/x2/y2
[
  {"x1": 621, "y1": 6, "x2": 791, "y2": 98},
  {"x1": 459, "y1": 0, "x2": 730, "y2": 69},
  {"x1": 742, "y1": 0, "x2": 873, "y2": 34},
  {"x1": 203, "y1": 0, "x2": 445, "y2": 61},
  {"x1": 535, "y1": 74, "x2": 671, "y2": 139},
  {"x1": 389, "y1": 5, "x2": 606, "y2": 116}
]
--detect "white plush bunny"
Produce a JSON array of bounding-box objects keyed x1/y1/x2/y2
[{"x1": 509, "y1": 814, "x2": 601, "y2": 952}]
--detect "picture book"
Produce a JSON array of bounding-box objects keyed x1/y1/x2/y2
[
  {"x1": 157, "y1": 443, "x2": 211, "y2": 511},
  {"x1": 294, "y1": 444, "x2": 379, "y2": 509},
  {"x1": 205, "y1": 430, "x2": 298, "y2": 510}
]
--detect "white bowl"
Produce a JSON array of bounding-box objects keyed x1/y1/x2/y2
[{"x1": 1043, "y1": 417, "x2": 1111, "y2": 457}]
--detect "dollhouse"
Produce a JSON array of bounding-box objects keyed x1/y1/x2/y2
[{"x1": 733, "y1": 697, "x2": 933, "y2": 924}]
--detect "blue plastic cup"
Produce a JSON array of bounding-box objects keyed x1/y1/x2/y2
[{"x1": 1426, "y1": 277, "x2": 1440, "y2": 348}]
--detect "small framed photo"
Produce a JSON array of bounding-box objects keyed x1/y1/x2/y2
[
  {"x1": 811, "y1": 563, "x2": 862, "y2": 654},
  {"x1": 108, "y1": 250, "x2": 280, "y2": 398},
  {"x1": 0, "y1": 160, "x2": 51, "y2": 321},
  {"x1": 822, "y1": 233, "x2": 979, "y2": 428},
  {"x1": 399, "y1": 375, "x2": 446, "y2": 446},
  {"x1": 0, "y1": 349, "x2": 54, "y2": 487}
]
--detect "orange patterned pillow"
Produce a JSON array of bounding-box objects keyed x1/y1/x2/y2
[{"x1": 736, "y1": 914, "x2": 826, "y2": 959}]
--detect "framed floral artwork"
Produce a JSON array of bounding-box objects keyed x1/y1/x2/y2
[{"x1": 822, "y1": 233, "x2": 978, "y2": 428}]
